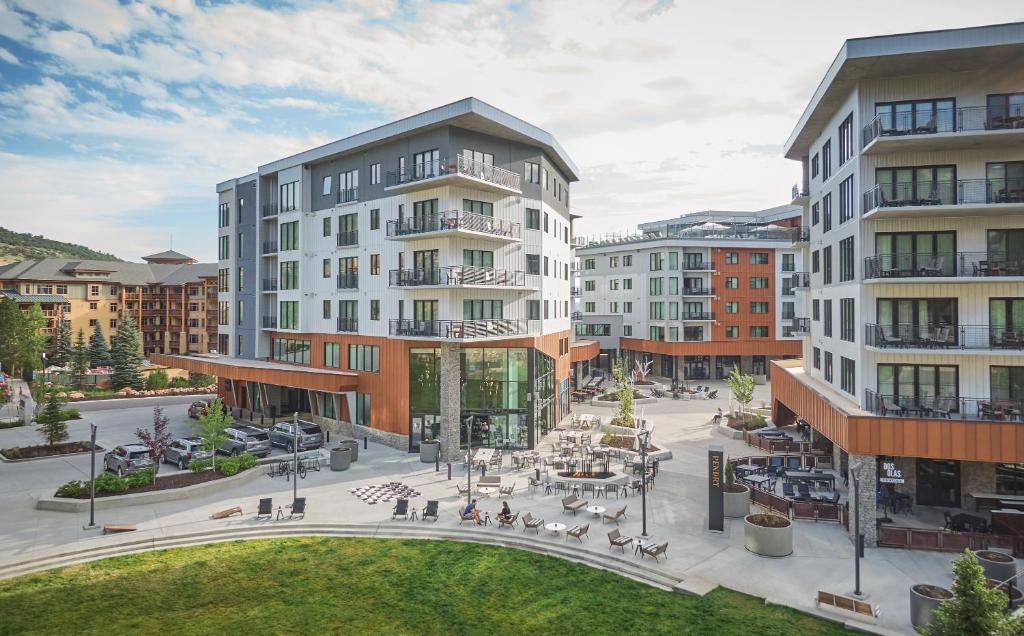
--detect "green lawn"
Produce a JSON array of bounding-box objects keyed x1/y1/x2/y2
[{"x1": 0, "y1": 538, "x2": 849, "y2": 635}]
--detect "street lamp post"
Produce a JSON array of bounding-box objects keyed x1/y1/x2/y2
[
  {"x1": 292, "y1": 412, "x2": 299, "y2": 507},
  {"x1": 638, "y1": 429, "x2": 651, "y2": 538},
  {"x1": 84, "y1": 423, "x2": 98, "y2": 530},
  {"x1": 464, "y1": 416, "x2": 473, "y2": 505},
  {"x1": 851, "y1": 461, "x2": 864, "y2": 597}
]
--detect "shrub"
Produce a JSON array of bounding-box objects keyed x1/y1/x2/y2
[
  {"x1": 190, "y1": 374, "x2": 215, "y2": 388},
  {"x1": 238, "y1": 452, "x2": 257, "y2": 470},
  {"x1": 125, "y1": 470, "x2": 153, "y2": 488},
  {"x1": 60, "y1": 408, "x2": 81, "y2": 420},
  {"x1": 753, "y1": 412, "x2": 766, "y2": 427},
  {"x1": 94, "y1": 472, "x2": 129, "y2": 493},
  {"x1": 600, "y1": 432, "x2": 612, "y2": 445},
  {"x1": 189, "y1": 458, "x2": 213, "y2": 473},
  {"x1": 146, "y1": 370, "x2": 169, "y2": 390},
  {"x1": 167, "y1": 377, "x2": 191, "y2": 388},
  {"x1": 55, "y1": 480, "x2": 87, "y2": 498},
  {"x1": 217, "y1": 456, "x2": 241, "y2": 476},
  {"x1": 3, "y1": 447, "x2": 21, "y2": 459}
]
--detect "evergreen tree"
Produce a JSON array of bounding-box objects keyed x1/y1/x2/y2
[
  {"x1": 110, "y1": 312, "x2": 144, "y2": 390},
  {"x1": 52, "y1": 316, "x2": 72, "y2": 367},
  {"x1": 928, "y1": 549, "x2": 1021, "y2": 635},
  {"x1": 70, "y1": 329, "x2": 89, "y2": 389},
  {"x1": 87, "y1": 322, "x2": 110, "y2": 368},
  {"x1": 0, "y1": 298, "x2": 21, "y2": 375},
  {"x1": 35, "y1": 385, "x2": 69, "y2": 446}
]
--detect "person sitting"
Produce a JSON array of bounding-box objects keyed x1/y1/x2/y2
[
  {"x1": 464, "y1": 499, "x2": 482, "y2": 525},
  {"x1": 712, "y1": 408, "x2": 723, "y2": 424},
  {"x1": 497, "y1": 501, "x2": 512, "y2": 523}
]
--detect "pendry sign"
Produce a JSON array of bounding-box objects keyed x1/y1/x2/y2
[
  {"x1": 708, "y1": 445, "x2": 724, "y2": 532},
  {"x1": 879, "y1": 461, "x2": 904, "y2": 484}
]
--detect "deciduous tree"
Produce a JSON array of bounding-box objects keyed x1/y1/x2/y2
[
  {"x1": 194, "y1": 397, "x2": 232, "y2": 471},
  {"x1": 136, "y1": 407, "x2": 173, "y2": 483}
]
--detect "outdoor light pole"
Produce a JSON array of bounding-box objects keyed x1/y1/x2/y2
[
  {"x1": 84, "y1": 423, "x2": 98, "y2": 530},
  {"x1": 851, "y1": 461, "x2": 863, "y2": 597},
  {"x1": 638, "y1": 429, "x2": 651, "y2": 538},
  {"x1": 464, "y1": 416, "x2": 473, "y2": 505},
  {"x1": 292, "y1": 411, "x2": 299, "y2": 506}
]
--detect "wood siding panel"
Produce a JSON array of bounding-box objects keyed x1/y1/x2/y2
[{"x1": 622, "y1": 337, "x2": 801, "y2": 357}]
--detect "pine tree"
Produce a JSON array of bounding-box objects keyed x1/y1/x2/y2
[
  {"x1": 928, "y1": 549, "x2": 1022, "y2": 635},
  {"x1": 70, "y1": 329, "x2": 89, "y2": 389},
  {"x1": 111, "y1": 313, "x2": 144, "y2": 390},
  {"x1": 35, "y1": 385, "x2": 69, "y2": 446},
  {"x1": 17, "y1": 303, "x2": 47, "y2": 379},
  {"x1": 52, "y1": 316, "x2": 72, "y2": 367},
  {"x1": 87, "y1": 322, "x2": 111, "y2": 368}
]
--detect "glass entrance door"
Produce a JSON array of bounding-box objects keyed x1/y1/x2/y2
[
  {"x1": 409, "y1": 414, "x2": 441, "y2": 452},
  {"x1": 916, "y1": 459, "x2": 961, "y2": 507}
]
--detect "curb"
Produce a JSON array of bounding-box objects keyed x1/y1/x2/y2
[
  {"x1": 70, "y1": 393, "x2": 216, "y2": 405},
  {"x1": 0, "y1": 446, "x2": 106, "y2": 464}
]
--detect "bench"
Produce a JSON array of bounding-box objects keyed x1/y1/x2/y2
[
  {"x1": 210, "y1": 506, "x2": 243, "y2": 519},
  {"x1": 102, "y1": 524, "x2": 136, "y2": 535},
  {"x1": 815, "y1": 591, "x2": 878, "y2": 624}
]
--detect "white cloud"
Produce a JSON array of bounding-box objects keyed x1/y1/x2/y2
[{"x1": 0, "y1": 46, "x2": 19, "y2": 65}]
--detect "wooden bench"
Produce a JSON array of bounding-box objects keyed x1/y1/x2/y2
[
  {"x1": 102, "y1": 524, "x2": 136, "y2": 535},
  {"x1": 210, "y1": 506, "x2": 243, "y2": 520},
  {"x1": 815, "y1": 591, "x2": 878, "y2": 624}
]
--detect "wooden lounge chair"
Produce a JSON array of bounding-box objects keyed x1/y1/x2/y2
[
  {"x1": 456, "y1": 483, "x2": 470, "y2": 495},
  {"x1": 567, "y1": 523, "x2": 589, "y2": 542},
  {"x1": 458, "y1": 511, "x2": 476, "y2": 525},
  {"x1": 920, "y1": 256, "x2": 945, "y2": 276},
  {"x1": 602, "y1": 506, "x2": 627, "y2": 524},
  {"x1": 522, "y1": 512, "x2": 544, "y2": 533},
  {"x1": 256, "y1": 498, "x2": 273, "y2": 520},
  {"x1": 608, "y1": 529, "x2": 634, "y2": 552},
  {"x1": 421, "y1": 500, "x2": 439, "y2": 522},
  {"x1": 561, "y1": 495, "x2": 588, "y2": 515},
  {"x1": 499, "y1": 481, "x2": 516, "y2": 498},
  {"x1": 498, "y1": 512, "x2": 519, "y2": 529},
  {"x1": 102, "y1": 524, "x2": 136, "y2": 535},
  {"x1": 211, "y1": 505, "x2": 243, "y2": 519},
  {"x1": 289, "y1": 497, "x2": 306, "y2": 519},
  {"x1": 640, "y1": 542, "x2": 668, "y2": 561},
  {"x1": 392, "y1": 498, "x2": 410, "y2": 520}
]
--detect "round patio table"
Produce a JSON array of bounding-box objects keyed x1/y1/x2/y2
[
  {"x1": 545, "y1": 522, "x2": 567, "y2": 536},
  {"x1": 478, "y1": 487, "x2": 497, "y2": 497},
  {"x1": 586, "y1": 505, "x2": 606, "y2": 518}
]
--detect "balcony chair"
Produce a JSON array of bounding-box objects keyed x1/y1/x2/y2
[
  {"x1": 882, "y1": 396, "x2": 906, "y2": 417},
  {"x1": 919, "y1": 256, "x2": 945, "y2": 276}
]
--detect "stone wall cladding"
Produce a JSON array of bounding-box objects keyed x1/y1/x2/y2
[
  {"x1": 961, "y1": 461, "x2": 996, "y2": 510},
  {"x1": 848, "y1": 453, "x2": 878, "y2": 546},
  {"x1": 438, "y1": 343, "x2": 461, "y2": 463},
  {"x1": 309, "y1": 416, "x2": 408, "y2": 452}
]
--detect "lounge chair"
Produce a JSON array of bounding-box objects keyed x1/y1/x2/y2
[
  {"x1": 392, "y1": 498, "x2": 409, "y2": 520},
  {"x1": 289, "y1": 497, "x2": 306, "y2": 519},
  {"x1": 607, "y1": 529, "x2": 633, "y2": 552},
  {"x1": 256, "y1": 498, "x2": 273, "y2": 520},
  {"x1": 640, "y1": 542, "x2": 668, "y2": 562},
  {"x1": 421, "y1": 500, "x2": 439, "y2": 521},
  {"x1": 875, "y1": 325, "x2": 902, "y2": 348},
  {"x1": 499, "y1": 481, "x2": 516, "y2": 498},
  {"x1": 522, "y1": 512, "x2": 544, "y2": 534},
  {"x1": 782, "y1": 482, "x2": 796, "y2": 498},
  {"x1": 920, "y1": 256, "x2": 945, "y2": 276},
  {"x1": 458, "y1": 511, "x2": 476, "y2": 525},
  {"x1": 498, "y1": 512, "x2": 519, "y2": 529},
  {"x1": 567, "y1": 523, "x2": 590, "y2": 542},
  {"x1": 706, "y1": 390, "x2": 718, "y2": 399},
  {"x1": 602, "y1": 505, "x2": 627, "y2": 524},
  {"x1": 456, "y1": 483, "x2": 470, "y2": 495},
  {"x1": 562, "y1": 495, "x2": 588, "y2": 515},
  {"x1": 798, "y1": 483, "x2": 811, "y2": 498}
]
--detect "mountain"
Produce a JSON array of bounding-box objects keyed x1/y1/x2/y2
[{"x1": 0, "y1": 227, "x2": 122, "y2": 265}]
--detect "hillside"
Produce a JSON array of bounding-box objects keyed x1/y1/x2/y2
[{"x1": 0, "y1": 227, "x2": 121, "y2": 265}]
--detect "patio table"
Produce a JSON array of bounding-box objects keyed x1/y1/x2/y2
[
  {"x1": 545, "y1": 522, "x2": 567, "y2": 536},
  {"x1": 733, "y1": 463, "x2": 762, "y2": 476},
  {"x1": 586, "y1": 505, "x2": 606, "y2": 518},
  {"x1": 742, "y1": 474, "x2": 772, "y2": 489}
]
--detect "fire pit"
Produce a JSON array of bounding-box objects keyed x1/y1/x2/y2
[{"x1": 557, "y1": 471, "x2": 617, "y2": 479}]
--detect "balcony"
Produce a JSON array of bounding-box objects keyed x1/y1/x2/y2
[
  {"x1": 261, "y1": 203, "x2": 278, "y2": 218},
  {"x1": 681, "y1": 261, "x2": 714, "y2": 272},
  {"x1": 337, "y1": 317, "x2": 358, "y2": 333},
  {"x1": 337, "y1": 273, "x2": 359, "y2": 289},
  {"x1": 389, "y1": 266, "x2": 529, "y2": 288},
  {"x1": 261, "y1": 241, "x2": 278, "y2": 255},
  {"x1": 864, "y1": 323, "x2": 1024, "y2": 353},
  {"x1": 572, "y1": 236, "x2": 587, "y2": 248},
  {"x1": 337, "y1": 188, "x2": 359, "y2": 205},
  {"x1": 262, "y1": 316, "x2": 277, "y2": 329},
  {"x1": 681, "y1": 312, "x2": 715, "y2": 321},
  {"x1": 791, "y1": 272, "x2": 810, "y2": 289},
  {"x1": 791, "y1": 184, "x2": 809, "y2": 205},
  {"x1": 261, "y1": 279, "x2": 278, "y2": 292},
  {"x1": 570, "y1": 287, "x2": 582, "y2": 297},
  {"x1": 384, "y1": 155, "x2": 522, "y2": 195},
  {"x1": 863, "y1": 253, "x2": 1024, "y2": 281},
  {"x1": 570, "y1": 311, "x2": 583, "y2": 321},
  {"x1": 862, "y1": 178, "x2": 1024, "y2": 220},
  {"x1": 386, "y1": 209, "x2": 521, "y2": 243},
  {"x1": 389, "y1": 318, "x2": 529, "y2": 341},
  {"x1": 791, "y1": 318, "x2": 810, "y2": 335},
  {"x1": 337, "y1": 231, "x2": 358, "y2": 247},
  {"x1": 682, "y1": 287, "x2": 714, "y2": 297},
  {"x1": 864, "y1": 389, "x2": 1022, "y2": 422},
  {"x1": 862, "y1": 106, "x2": 1024, "y2": 155}
]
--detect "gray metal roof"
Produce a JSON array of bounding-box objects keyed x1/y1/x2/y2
[
  {"x1": 0, "y1": 258, "x2": 216, "y2": 285},
  {"x1": 142, "y1": 250, "x2": 195, "y2": 262},
  {"x1": 0, "y1": 290, "x2": 69, "y2": 304}
]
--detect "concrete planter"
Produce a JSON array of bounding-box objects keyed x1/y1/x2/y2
[
  {"x1": 987, "y1": 579, "x2": 1024, "y2": 609},
  {"x1": 338, "y1": 439, "x2": 358, "y2": 462},
  {"x1": 419, "y1": 440, "x2": 440, "y2": 464},
  {"x1": 743, "y1": 513, "x2": 793, "y2": 557},
  {"x1": 329, "y1": 447, "x2": 351, "y2": 471},
  {"x1": 724, "y1": 484, "x2": 750, "y2": 518},
  {"x1": 752, "y1": 374, "x2": 767, "y2": 385},
  {"x1": 909, "y1": 584, "x2": 953, "y2": 629},
  {"x1": 976, "y1": 550, "x2": 1017, "y2": 584}
]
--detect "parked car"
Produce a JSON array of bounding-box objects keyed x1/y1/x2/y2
[
  {"x1": 104, "y1": 444, "x2": 154, "y2": 476},
  {"x1": 269, "y1": 421, "x2": 325, "y2": 452},
  {"x1": 163, "y1": 436, "x2": 213, "y2": 470},
  {"x1": 219, "y1": 426, "x2": 272, "y2": 457},
  {"x1": 188, "y1": 399, "x2": 228, "y2": 419}
]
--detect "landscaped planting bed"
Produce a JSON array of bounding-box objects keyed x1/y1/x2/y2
[
  {"x1": 54, "y1": 454, "x2": 257, "y2": 498},
  {"x1": 0, "y1": 538, "x2": 850, "y2": 635},
  {"x1": 0, "y1": 441, "x2": 102, "y2": 460}
]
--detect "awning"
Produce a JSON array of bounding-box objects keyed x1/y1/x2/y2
[{"x1": 151, "y1": 353, "x2": 359, "y2": 393}]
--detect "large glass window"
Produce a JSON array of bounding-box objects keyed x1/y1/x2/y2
[
  {"x1": 463, "y1": 300, "x2": 503, "y2": 320},
  {"x1": 463, "y1": 199, "x2": 493, "y2": 216},
  {"x1": 271, "y1": 337, "x2": 309, "y2": 364},
  {"x1": 409, "y1": 348, "x2": 440, "y2": 413},
  {"x1": 280, "y1": 261, "x2": 299, "y2": 290},
  {"x1": 413, "y1": 149, "x2": 439, "y2": 179},
  {"x1": 461, "y1": 348, "x2": 529, "y2": 411},
  {"x1": 876, "y1": 298, "x2": 957, "y2": 344},
  {"x1": 348, "y1": 344, "x2": 380, "y2": 372},
  {"x1": 990, "y1": 299, "x2": 1024, "y2": 346},
  {"x1": 877, "y1": 364, "x2": 958, "y2": 404},
  {"x1": 280, "y1": 221, "x2": 299, "y2": 250},
  {"x1": 986, "y1": 93, "x2": 1024, "y2": 128},
  {"x1": 874, "y1": 98, "x2": 954, "y2": 135},
  {"x1": 279, "y1": 300, "x2": 298, "y2": 330},
  {"x1": 874, "y1": 231, "x2": 956, "y2": 277},
  {"x1": 991, "y1": 366, "x2": 1024, "y2": 403},
  {"x1": 987, "y1": 229, "x2": 1024, "y2": 273},
  {"x1": 875, "y1": 165, "x2": 956, "y2": 206}
]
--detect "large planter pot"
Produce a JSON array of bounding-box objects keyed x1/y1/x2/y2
[
  {"x1": 419, "y1": 440, "x2": 440, "y2": 463},
  {"x1": 977, "y1": 550, "x2": 1017, "y2": 584},
  {"x1": 909, "y1": 584, "x2": 953, "y2": 629},
  {"x1": 743, "y1": 513, "x2": 793, "y2": 557},
  {"x1": 338, "y1": 439, "x2": 358, "y2": 462},
  {"x1": 724, "y1": 484, "x2": 750, "y2": 518},
  {"x1": 986, "y1": 579, "x2": 1024, "y2": 609},
  {"x1": 329, "y1": 447, "x2": 351, "y2": 471}
]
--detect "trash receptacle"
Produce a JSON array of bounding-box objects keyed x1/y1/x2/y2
[
  {"x1": 339, "y1": 439, "x2": 358, "y2": 462},
  {"x1": 330, "y1": 446, "x2": 351, "y2": 471}
]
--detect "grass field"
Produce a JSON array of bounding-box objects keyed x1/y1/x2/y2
[{"x1": 0, "y1": 537, "x2": 849, "y2": 635}]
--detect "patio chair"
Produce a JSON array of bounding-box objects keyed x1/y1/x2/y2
[
  {"x1": 567, "y1": 523, "x2": 590, "y2": 542},
  {"x1": 528, "y1": 476, "x2": 543, "y2": 493},
  {"x1": 457, "y1": 483, "x2": 470, "y2": 495},
  {"x1": 458, "y1": 511, "x2": 476, "y2": 525},
  {"x1": 289, "y1": 497, "x2": 306, "y2": 519},
  {"x1": 782, "y1": 483, "x2": 796, "y2": 498},
  {"x1": 500, "y1": 481, "x2": 516, "y2": 498},
  {"x1": 602, "y1": 505, "x2": 627, "y2": 524},
  {"x1": 392, "y1": 498, "x2": 410, "y2": 520},
  {"x1": 522, "y1": 512, "x2": 544, "y2": 533},
  {"x1": 640, "y1": 542, "x2": 669, "y2": 562},
  {"x1": 930, "y1": 396, "x2": 955, "y2": 418},
  {"x1": 798, "y1": 483, "x2": 811, "y2": 498},
  {"x1": 421, "y1": 500, "x2": 439, "y2": 522},
  {"x1": 875, "y1": 325, "x2": 903, "y2": 348},
  {"x1": 256, "y1": 498, "x2": 273, "y2": 520},
  {"x1": 920, "y1": 256, "x2": 945, "y2": 276},
  {"x1": 787, "y1": 457, "x2": 802, "y2": 470},
  {"x1": 607, "y1": 529, "x2": 633, "y2": 552},
  {"x1": 498, "y1": 512, "x2": 519, "y2": 529},
  {"x1": 882, "y1": 396, "x2": 906, "y2": 416},
  {"x1": 707, "y1": 390, "x2": 718, "y2": 399},
  {"x1": 562, "y1": 495, "x2": 588, "y2": 515}
]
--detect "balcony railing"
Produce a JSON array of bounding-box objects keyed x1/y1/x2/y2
[
  {"x1": 386, "y1": 209, "x2": 521, "y2": 240},
  {"x1": 261, "y1": 241, "x2": 278, "y2": 255},
  {"x1": 261, "y1": 203, "x2": 278, "y2": 217},
  {"x1": 389, "y1": 319, "x2": 528, "y2": 339},
  {"x1": 862, "y1": 105, "x2": 1024, "y2": 146},
  {"x1": 337, "y1": 231, "x2": 358, "y2": 247},
  {"x1": 261, "y1": 279, "x2": 278, "y2": 291},
  {"x1": 682, "y1": 261, "x2": 714, "y2": 271},
  {"x1": 864, "y1": 389, "x2": 1023, "y2": 422},
  {"x1": 337, "y1": 188, "x2": 359, "y2": 204},
  {"x1": 384, "y1": 155, "x2": 522, "y2": 191},
  {"x1": 863, "y1": 252, "x2": 1024, "y2": 279},
  {"x1": 388, "y1": 266, "x2": 527, "y2": 287},
  {"x1": 262, "y1": 316, "x2": 277, "y2": 329},
  {"x1": 791, "y1": 318, "x2": 810, "y2": 334},
  {"x1": 865, "y1": 323, "x2": 1024, "y2": 350},
  {"x1": 337, "y1": 317, "x2": 358, "y2": 333},
  {"x1": 337, "y1": 273, "x2": 359, "y2": 289},
  {"x1": 792, "y1": 184, "x2": 808, "y2": 200},
  {"x1": 570, "y1": 287, "x2": 582, "y2": 297},
  {"x1": 791, "y1": 272, "x2": 810, "y2": 288},
  {"x1": 682, "y1": 287, "x2": 714, "y2": 296},
  {"x1": 682, "y1": 312, "x2": 715, "y2": 320},
  {"x1": 863, "y1": 178, "x2": 1024, "y2": 212},
  {"x1": 583, "y1": 225, "x2": 809, "y2": 248},
  {"x1": 570, "y1": 311, "x2": 583, "y2": 321},
  {"x1": 572, "y1": 236, "x2": 587, "y2": 248}
]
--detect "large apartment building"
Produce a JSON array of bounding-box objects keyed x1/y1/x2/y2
[
  {"x1": 573, "y1": 206, "x2": 807, "y2": 382},
  {"x1": 0, "y1": 250, "x2": 218, "y2": 356},
  {"x1": 154, "y1": 98, "x2": 580, "y2": 459},
  {"x1": 770, "y1": 22, "x2": 1024, "y2": 542}
]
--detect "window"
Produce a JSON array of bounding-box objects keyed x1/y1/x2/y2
[
  {"x1": 812, "y1": 347, "x2": 821, "y2": 369},
  {"x1": 525, "y1": 161, "x2": 540, "y2": 184},
  {"x1": 750, "y1": 302, "x2": 769, "y2": 313},
  {"x1": 668, "y1": 327, "x2": 679, "y2": 341},
  {"x1": 218, "y1": 235, "x2": 229, "y2": 260},
  {"x1": 782, "y1": 254, "x2": 795, "y2": 272},
  {"x1": 607, "y1": 256, "x2": 619, "y2": 268},
  {"x1": 324, "y1": 342, "x2": 340, "y2": 368},
  {"x1": 750, "y1": 277, "x2": 769, "y2": 289},
  {"x1": 668, "y1": 252, "x2": 679, "y2": 270},
  {"x1": 339, "y1": 169, "x2": 359, "y2": 202},
  {"x1": 56, "y1": 285, "x2": 67, "y2": 294},
  {"x1": 463, "y1": 199, "x2": 493, "y2": 216},
  {"x1": 279, "y1": 300, "x2": 298, "y2": 330},
  {"x1": 526, "y1": 254, "x2": 540, "y2": 275},
  {"x1": 725, "y1": 326, "x2": 739, "y2": 338},
  {"x1": 750, "y1": 326, "x2": 768, "y2": 338},
  {"x1": 543, "y1": 212, "x2": 549, "y2": 232},
  {"x1": 840, "y1": 357, "x2": 855, "y2": 395},
  {"x1": 622, "y1": 278, "x2": 632, "y2": 290},
  {"x1": 280, "y1": 181, "x2": 298, "y2": 212},
  {"x1": 622, "y1": 255, "x2": 632, "y2": 266},
  {"x1": 584, "y1": 302, "x2": 595, "y2": 312},
  {"x1": 109, "y1": 303, "x2": 117, "y2": 312},
  {"x1": 725, "y1": 302, "x2": 738, "y2": 313},
  {"x1": 649, "y1": 302, "x2": 664, "y2": 320},
  {"x1": 88, "y1": 318, "x2": 97, "y2": 327},
  {"x1": 237, "y1": 267, "x2": 244, "y2": 291},
  {"x1": 822, "y1": 193, "x2": 832, "y2": 233},
  {"x1": 463, "y1": 300, "x2": 503, "y2": 319},
  {"x1": 236, "y1": 300, "x2": 244, "y2": 326},
  {"x1": 811, "y1": 202, "x2": 820, "y2": 226},
  {"x1": 782, "y1": 301, "x2": 795, "y2": 319},
  {"x1": 218, "y1": 269, "x2": 228, "y2": 292},
  {"x1": 877, "y1": 364, "x2": 958, "y2": 403},
  {"x1": 525, "y1": 208, "x2": 540, "y2": 230},
  {"x1": 280, "y1": 261, "x2": 299, "y2": 290},
  {"x1": 648, "y1": 278, "x2": 663, "y2": 295},
  {"x1": 750, "y1": 252, "x2": 769, "y2": 265},
  {"x1": 997, "y1": 462, "x2": 1024, "y2": 496},
  {"x1": 840, "y1": 298, "x2": 855, "y2": 342},
  {"x1": 812, "y1": 299, "x2": 820, "y2": 321},
  {"x1": 272, "y1": 338, "x2": 311, "y2": 364},
  {"x1": 370, "y1": 209, "x2": 380, "y2": 230},
  {"x1": 322, "y1": 175, "x2": 332, "y2": 196},
  {"x1": 527, "y1": 300, "x2": 540, "y2": 320},
  {"x1": 323, "y1": 258, "x2": 331, "y2": 278},
  {"x1": 874, "y1": 98, "x2": 956, "y2": 136},
  {"x1": 823, "y1": 299, "x2": 832, "y2": 337},
  {"x1": 824, "y1": 352, "x2": 833, "y2": 382},
  {"x1": 370, "y1": 299, "x2": 379, "y2": 320},
  {"x1": 218, "y1": 203, "x2": 230, "y2": 228},
  {"x1": 280, "y1": 221, "x2": 299, "y2": 251},
  {"x1": 354, "y1": 393, "x2": 371, "y2": 426},
  {"x1": 668, "y1": 277, "x2": 678, "y2": 295},
  {"x1": 838, "y1": 113, "x2": 854, "y2": 165},
  {"x1": 543, "y1": 256, "x2": 549, "y2": 276},
  {"x1": 623, "y1": 325, "x2": 632, "y2": 336},
  {"x1": 725, "y1": 252, "x2": 738, "y2": 265},
  {"x1": 812, "y1": 250, "x2": 820, "y2": 273},
  {"x1": 649, "y1": 253, "x2": 663, "y2": 271},
  {"x1": 725, "y1": 277, "x2": 738, "y2": 289},
  {"x1": 322, "y1": 299, "x2": 331, "y2": 319},
  {"x1": 875, "y1": 165, "x2": 957, "y2": 207},
  {"x1": 649, "y1": 326, "x2": 665, "y2": 341},
  {"x1": 349, "y1": 344, "x2": 380, "y2": 372},
  {"x1": 823, "y1": 245, "x2": 832, "y2": 284},
  {"x1": 839, "y1": 237, "x2": 854, "y2": 282},
  {"x1": 839, "y1": 176, "x2": 854, "y2": 223},
  {"x1": 623, "y1": 302, "x2": 632, "y2": 313},
  {"x1": 370, "y1": 163, "x2": 381, "y2": 185},
  {"x1": 668, "y1": 302, "x2": 678, "y2": 320},
  {"x1": 609, "y1": 301, "x2": 618, "y2": 312},
  {"x1": 584, "y1": 280, "x2": 596, "y2": 292},
  {"x1": 821, "y1": 140, "x2": 831, "y2": 180},
  {"x1": 109, "y1": 319, "x2": 117, "y2": 329},
  {"x1": 811, "y1": 153, "x2": 819, "y2": 179}
]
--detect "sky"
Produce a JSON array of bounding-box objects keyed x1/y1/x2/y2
[{"x1": 0, "y1": 1, "x2": 1021, "y2": 262}]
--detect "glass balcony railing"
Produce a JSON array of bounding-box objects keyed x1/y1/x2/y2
[
  {"x1": 862, "y1": 105, "x2": 1024, "y2": 146},
  {"x1": 865, "y1": 323, "x2": 1024, "y2": 350},
  {"x1": 864, "y1": 389, "x2": 1023, "y2": 422},
  {"x1": 681, "y1": 312, "x2": 715, "y2": 320},
  {"x1": 863, "y1": 252, "x2": 1024, "y2": 279},
  {"x1": 383, "y1": 155, "x2": 521, "y2": 191},
  {"x1": 337, "y1": 188, "x2": 359, "y2": 204},
  {"x1": 863, "y1": 178, "x2": 1024, "y2": 211},
  {"x1": 389, "y1": 319, "x2": 528, "y2": 340},
  {"x1": 337, "y1": 317, "x2": 358, "y2": 333},
  {"x1": 261, "y1": 203, "x2": 279, "y2": 217},
  {"x1": 262, "y1": 316, "x2": 277, "y2": 329},
  {"x1": 337, "y1": 273, "x2": 358, "y2": 289},
  {"x1": 386, "y1": 209, "x2": 521, "y2": 240},
  {"x1": 791, "y1": 318, "x2": 810, "y2": 334},
  {"x1": 682, "y1": 287, "x2": 714, "y2": 296}
]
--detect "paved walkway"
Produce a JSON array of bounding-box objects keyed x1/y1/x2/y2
[{"x1": 0, "y1": 380, "x2": 961, "y2": 635}]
